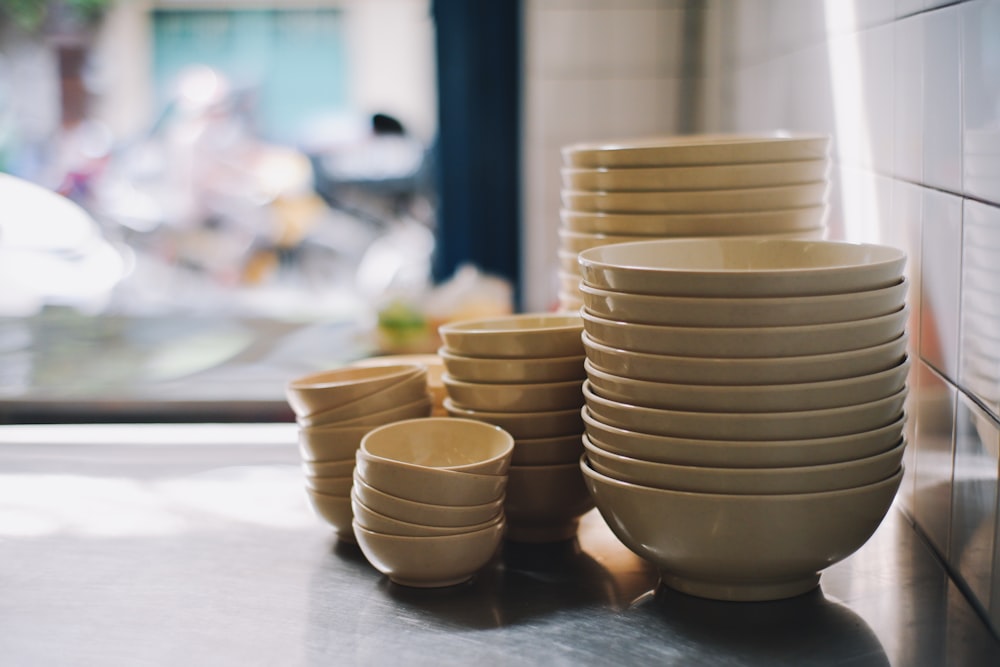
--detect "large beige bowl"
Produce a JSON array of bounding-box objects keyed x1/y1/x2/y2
[
  {"x1": 439, "y1": 313, "x2": 584, "y2": 359},
  {"x1": 584, "y1": 357, "x2": 910, "y2": 413},
  {"x1": 583, "y1": 434, "x2": 905, "y2": 494},
  {"x1": 305, "y1": 487, "x2": 355, "y2": 541},
  {"x1": 582, "y1": 381, "x2": 907, "y2": 440},
  {"x1": 359, "y1": 417, "x2": 514, "y2": 475},
  {"x1": 351, "y1": 492, "x2": 503, "y2": 537},
  {"x1": 582, "y1": 332, "x2": 909, "y2": 385},
  {"x1": 353, "y1": 472, "x2": 505, "y2": 527},
  {"x1": 512, "y1": 433, "x2": 585, "y2": 466},
  {"x1": 581, "y1": 308, "x2": 908, "y2": 358},
  {"x1": 581, "y1": 458, "x2": 901, "y2": 601},
  {"x1": 443, "y1": 397, "x2": 584, "y2": 439},
  {"x1": 582, "y1": 406, "x2": 907, "y2": 468},
  {"x1": 579, "y1": 279, "x2": 907, "y2": 327},
  {"x1": 560, "y1": 159, "x2": 829, "y2": 192},
  {"x1": 293, "y1": 371, "x2": 429, "y2": 427},
  {"x1": 298, "y1": 395, "x2": 432, "y2": 429},
  {"x1": 578, "y1": 238, "x2": 906, "y2": 297},
  {"x1": 560, "y1": 206, "x2": 827, "y2": 236},
  {"x1": 298, "y1": 423, "x2": 372, "y2": 461},
  {"x1": 442, "y1": 374, "x2": 584, "y2": 413},
  {"x1": 561, "y1": 133, "x2": 830, "y2": 168},
  {"x1": 353, "y1": 520, "x2": 505, "y2": 588},
  {"x1": 438, "y1": 347, "x2": 585, "y2": 384},
  {"x1": 286, "y1": 364, "x2": 424, "y2": 418},
  {"x1": 503, "y1": 462, "x2": 595, "y2": 542},
  {"x1": 561, "y1": 182, "x2": 828, "y2": 214}
]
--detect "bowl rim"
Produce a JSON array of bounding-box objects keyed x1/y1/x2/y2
[
  {"x1": 288, "y1": 363, "x2": 424, "y2": 391},
  {"x1": 439, "y1": 312, "x2": 583, "y2": 337},
  {"x1": 358, "y1": 416, "x2": 514, "y2": 473}
]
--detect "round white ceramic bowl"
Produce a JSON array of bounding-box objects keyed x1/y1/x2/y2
[
  {"x1": 560, "y1": 159, "x2": 830, "y2": 192},
  {"x1": 561, "y1": 182, "x2": 828, "y2": 214},
  {"x1": 583, "y1": 356, "x2": 910, "y2": 413},
  {"x1": 579, "y1": 279, "x2": 907, "y2": 327},
  {"x1": 578, "y1": 238, "x2": 906, "y2": 297},
  {"x1": 443, "y1": 397, "x2": 585, "y2": 440},
  {"x1": 438, "y1": 346, "x2": 585, "y2": 384},
  {"x1": 581, "y1": 332, "x2": 909, "y2": 385},
  {"x1": 560, "y1": 206, "x2": 828, "y2": 236},
  {"x1": 581, "y1": 458, "x2": 901, "y2": 601},
  {"x1": 580, "y1": 307, "x2": 908, "y2": 358},
  {"x1": 352, "y1": 472, "x2": 505, "y2": 527},
  {"x1": 583, "y1": 433, "x2": 905, "y2": 494},
  {"x1": 441, "y1": 374, "x2": 585, "y2": 413},
  {"x1": 582, "y1": 406, "x2": 906, "y2": 468},
  {"x1": 582, "y1": 381, "x2": 907, "y2": 441},
  {"x1": 561, "y1": 133, "x2": 831, "y2": 168},
  {"x1": 439, "y1": 313, "x2": 584, "y2": 359},
  {"x1": 359, "y1": 417, "x2": 514, "y2": 476}
]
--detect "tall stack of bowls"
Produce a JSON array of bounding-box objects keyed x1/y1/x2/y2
[
  {"x1": 576, "y1": 237, "x2": 910, "y2": 602},
  {"x1": 286, "y1": 363, "x2": 432, "y2": 542},
  {"x1": 352, "y1": 418, "x2": 512, "y2": 587},
  {"x1": 557, "y1": 133, "x2": 831, "y2": 311},
  {"x1": 438, "y1": 313, "x2": 594, "y2": 542}
]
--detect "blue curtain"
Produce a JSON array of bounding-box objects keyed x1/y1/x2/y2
[{"x1": 431, "y1": 0, "x2": 522, "y2": 307}]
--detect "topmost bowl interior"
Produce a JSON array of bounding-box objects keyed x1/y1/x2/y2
[
  {"x1": 438, "y1": 313, "x2": 584, "y2": 359},
  {"x1": 578, "y1": 238, "x2": 906, "y2": 297},
  {"x1": 561, "y1": 133, "x2": 830, "y2": 168}
]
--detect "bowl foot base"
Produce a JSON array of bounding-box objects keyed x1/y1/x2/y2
[
  {"x1": 659, "y1": 572, "x2": 821, "y2": 602},
  {"x1": 388, "y1": 574, "x2": 474, "y2": 588},
  {"x1": 504, "y1": 519, "x2": 580, "y2": 543}
]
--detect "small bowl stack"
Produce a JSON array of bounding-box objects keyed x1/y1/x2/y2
[
  {"x1": 438, "y1": 313, "x2": 594, "y2": 543},
  {"x1": 349, "y1": 353, "x2": 448, "y2": 416},
  {"x1": 352, "y1": 417, "x2": 513, "y2": 587},
  {"x1": 286, "y1": 363, "x2": 433, "y2": 542},
  {"x1": 557, "y1": 133, "x2": 831, "y2": 311},
  {"x1": 577, "y1": 237, "x2": 910, "y2": 601}
]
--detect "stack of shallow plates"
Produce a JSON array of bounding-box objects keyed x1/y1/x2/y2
[
  {"x1": 557, "y1": 133, "x2": 831, "y2": 311},
  {"x1": 576, "y1": 237, "x2": 910, "y2": 601},
  {"x1": 438, "y1": 313, "x2": 594, "y2": 542}
]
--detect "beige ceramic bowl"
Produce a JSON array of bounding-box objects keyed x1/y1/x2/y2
[
  {"x1": 355, "y1": 456, "x2": 508, "y2": 506},
  {"x1": 558, "y1": 292, "x2": 585, "y2": 313},
  {"x1": 582, "y1": 332, "x2": 909, "y2": 385},
  {"x1": 305, "y1": 487, "x2": 355, "y2": 540},
  {"x1": 584, "y1": 357, "x2": 910, "y2": 413},
  {"x1": 578, "y1": 238, "x2": 906, "y2": 298},
  {"x1": 360, "y1": 417, "x2": 514, "y2": 475},
  {"x1": 580, "y1": 279, "x2": 908, "y2": 328},
  {"x1": 442, "y1": 374, "x2": 585, "y2": 413},
  {"x1": 293, "y1": 371, "x2": 429, "y2": 427},
  {"x1": 558, "y1": 270, "x2": 583, "y2": 296},
  {"x1": 559, "y1": 250, "x2": 582, "y2": 273},
  {"x1": 582, "y1": 381, "x2": 907, "y2": 441},
  {"x1": 304, "y1": 475, "x2": 354, "y2": 496},
  {"x1": 298, "y1": 395, "x2": 433, "y2": 429},
  {"x1": 353, "y1": 520, "x2": 505, "y2": 587},
  {"x1": 286, "y1": 364, "x2": 425, "y2": 418},
  {"x1": 350, "y1": 353, "x2": 446, "y2": 414},
  {"x1": 561, "y1": 206, "x2": 827, "y2": 236},
  {"x1": 582, "y1": 406, "x2": 907, "y2": 468},
  {"x1": 302, "y1": 458, "x2": 355, "y2": 477},
  {"x1": 443, "y1": 397, "x2": 584, "y2": 439},
  {"x1": 351, "y1": 491, "x2": 503, "y2": 537},
  {"x1": 438, "y1": 347, "x2": 586, "y2": 384},
  {"x1": 562, "y1": 182, "x2": 828, "y2": 214},
  {"x1": 560, "y1": 159, "x2": 829, "y2": 192},
  {"x1": 503, "y1": 462, "x2": 595, "y2": 542},
  {"x1": 512, "y1": 433, "x2": 585, "y2": 466},
  {"x1": 580, "y1": 307, "x2": 908, "y2": 358},
  {"x1": 583, "y1": 434, "x2": 905, "y2": 494},
  {"x1": 581, "y1": 458, "x2": 901, "y2": 601},
  {"x1": 561, "y1": 133, "x2": 831, "y2": 168},
  {"x1": 352, "y1": 472, "x2": 505, "y2": 527},
  {"x1": 558, "y1": 229, "x2": 647, "y2": 254},
  {"x1": 439, "y1": 313, "x2": 584, "y2": 359},
  {"x1": 298, "y1": 424, "x2": 372, "y2": 462}
]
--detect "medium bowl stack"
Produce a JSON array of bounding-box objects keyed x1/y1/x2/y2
[
  {"x1": 286, "y1": 363, "x2": 432, "y2": 542},
  {"x1": 349, "y1": 353, "x2": 448, "y2": 416},
  {"x1": 557, "y1": 133, "x2": 831, "y2": 311},
  {"x1": 352, "y1": 417, "x2": 512, "y2": 587},
  {"x1": 438, "y1": 313, "x2": 594, "y2": 543},
  {"x1": 577, "y1": 237, "x2": 910, "y2": 601}
]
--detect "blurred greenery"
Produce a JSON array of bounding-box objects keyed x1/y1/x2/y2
[{"x1": 0, "y1": 0, "x2": 115, "y2": 32}]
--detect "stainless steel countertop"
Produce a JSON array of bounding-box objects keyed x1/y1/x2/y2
[{"x1": 1, "y1": 423, "x2": 998, "y2": 666}]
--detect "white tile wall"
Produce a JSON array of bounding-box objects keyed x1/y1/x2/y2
[
  {"x1": 962, "y1": 0, "x2": 1000, "y2": 204},
  {"x1": 893, "y1": 13, "x2": 925, "y2": 183},
  {"x1": 922, "y1": 4, "x2": 963, "y2": 192},
  {"x1": 919, "y1": 189, "x2": 963, "y2": 381}
]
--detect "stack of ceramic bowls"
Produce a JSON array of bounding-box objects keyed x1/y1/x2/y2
[
  {"x1": 437, "y1": 313, "x2": 594, "y2": 543},
  {"x1": 286, "y1": 363, "x2": 432, "y2": 542},
  {"x1": 350, "y1": 353, "x2": 448, "y2": 416},
  {"x1": 576, "y1": 237, "x2": 910, "y2": 602},
  {"x1": 557, "y1": 133, "x2": 831, "y2": 311},
  {"x1": 352, "y1": 417, "x2": 512, "y2": 587}
]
